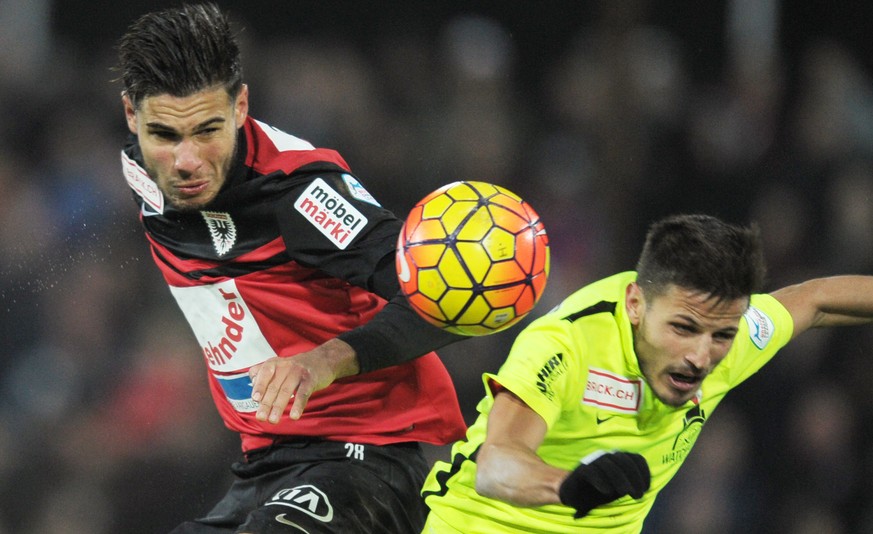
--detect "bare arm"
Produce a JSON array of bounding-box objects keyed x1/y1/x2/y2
[
  {"x1": 475, "y1": 390, "x2": 570, "y2": 506},
  {"x1": 771, "y1": 275, "x2": 873, "y2": 340}
]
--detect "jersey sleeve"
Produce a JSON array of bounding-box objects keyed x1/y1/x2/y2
[
  {"x1": 338, "y1": 294, "x2": 466, "y2": 373},
  {"x1": 723, "y1": 292, "x2": 795, "y2": 386},
  {"x1": 483, "y1": 317, "x2": 581, "y2": 429},
  {"x1": 275, "y1": 170, "x2": 404, "y2": 298},
  {"x1": 275, "y1": 170, "x2": 466, "y2": 373}
]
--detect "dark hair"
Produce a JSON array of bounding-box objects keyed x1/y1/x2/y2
[
  {"x1": 117, "y1": 2, "x2": 242, "y2": 108},
  {"x1": 635, "y1": 214, "x2": 766, "y2": 302}
]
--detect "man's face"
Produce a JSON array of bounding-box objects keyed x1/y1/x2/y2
[
  {"x1": 626, "y1": 282, "x2": 748, "y2": 407},
  {"x1": 123, "y1": 85, "x2": 248, "y2": 211}
]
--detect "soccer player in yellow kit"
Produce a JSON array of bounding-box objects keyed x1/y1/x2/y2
[{"x1": 421, "y1": 213, "x2": 873, "y2": 533}]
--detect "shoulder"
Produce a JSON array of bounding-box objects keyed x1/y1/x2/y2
[
  {"x1": 544, "y1": 272, "x2": 632, "y2": 327},
  {"x1": 744, "y1": 293, "x2": 794, "y2": 349},
  {"x1": 245, "y1": 117, "x2": 351, "y2": 175}
]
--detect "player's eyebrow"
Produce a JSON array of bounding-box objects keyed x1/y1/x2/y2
[
  {"x1": 673, "y1": 313, "x2": 739, "y2": 335},
  {"x1": 145, "y1": 117, "x2": 226, "y2": 132}
]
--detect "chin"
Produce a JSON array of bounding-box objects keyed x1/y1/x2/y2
[
  {"x1": 169, "y1": 201, "x2": 204, "y2": 212},
  {"x1": 168, "y1": 194, "x2": 215, "y2": 212},
  {"x1": 652, "y1": 387, "x2": 690, "y2": 407}
]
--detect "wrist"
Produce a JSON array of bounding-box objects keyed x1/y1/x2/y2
[{"x1": 322, "y1": 338, "x2": 360, "y2": 378}]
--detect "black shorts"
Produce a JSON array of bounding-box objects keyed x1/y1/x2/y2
[{"x1": 170, "y1": 440, "x2": 429, "y2": 534}]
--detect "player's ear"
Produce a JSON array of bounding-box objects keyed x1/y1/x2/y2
[
  {"x1": 626, "y1": 282, "x2": 644, "y2": 326},
  {"x1": 122, "y1": 92, "x2": 138, "y2": 134},
  {"x1": 234, "y1": 84, "x2": 249, "y2": 124}
]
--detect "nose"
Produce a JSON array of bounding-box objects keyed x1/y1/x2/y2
[
  {"x1": 684, "y1": 337, "x2": 712, "y2": 372},
  {"x1": 174, "y1": 138, "x2": 202, "y2": 176}
]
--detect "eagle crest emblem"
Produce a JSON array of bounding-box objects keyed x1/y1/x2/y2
[{"x1": 201, "y1": 211, "x2": 237, "y2": 256}]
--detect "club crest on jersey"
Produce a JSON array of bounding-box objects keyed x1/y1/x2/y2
[
  {"x1": 201, "y1": 211, "x2": 237, "y2": 256},
  {"x1": 295, "y1": 178, "x2": 367, "y2": 249}
]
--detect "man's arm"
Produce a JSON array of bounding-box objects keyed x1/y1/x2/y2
[
  {"x1": 250, "y1": 174, "x2": 467, "y2": 424},
  {"x1": 249, "y1": 338, "x2": 359, "y2": 423},
  {"x1": 771, "y1": 275, "x2": 873, "y2": 340},
  {"x1": 476, "y1": 390, "x2": 568, "y2": 506},
  {"x1": 248, "y1": 296, "x2": 465, "y2": 424},
  {"x1": 476, "y1": 389, "x2": 650, "y2": 517}
]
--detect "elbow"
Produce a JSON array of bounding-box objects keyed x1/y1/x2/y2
[
  {"x1": 474, "y1": 473, "x2": 489, "y2": 497},
  {"x1": 475, "y1": 468, "x2": 498, "y2": 498},
  {"x1": 474, "y1": 446, "x2": 499, "y2": 498}
]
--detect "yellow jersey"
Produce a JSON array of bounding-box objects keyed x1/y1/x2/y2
[{"x1": 422, "y1": 272, "x2": 794, "y2": 533}]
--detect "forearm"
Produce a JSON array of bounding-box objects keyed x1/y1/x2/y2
[
  {"x1": 774, "y1": 276, "x2": 873, "y2": 336},
  {"x1": 814, "y1": 276, "x2": 873, "y2": 325},
  {"x1": 475, "y1": 442, "x2": 569, "y2": 507},
  {"x1": 338, "y1": 295, "x2": 465, "y2": 374}
]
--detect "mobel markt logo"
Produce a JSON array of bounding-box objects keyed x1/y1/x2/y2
[
  {"x1": 662, "y1": 404, "x2": 707, "y2": 465},
  {"x1": 295, "y1": 178, "x2": 367, "y2": 250}
]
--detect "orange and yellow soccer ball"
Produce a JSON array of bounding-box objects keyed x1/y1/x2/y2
[{"x1": 396, "y1": 181, "x2": 550, "y2": 336}]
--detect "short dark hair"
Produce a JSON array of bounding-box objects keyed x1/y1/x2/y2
[
  {"x1": 117, "y1": 2, "x2": 243, "y2": 108},
  {"x1": 635, "y1": 214, "x2": 766, "y2": 302}
]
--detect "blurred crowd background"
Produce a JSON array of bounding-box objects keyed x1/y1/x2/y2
[{"x1": 1, "y1": 0, "x2": 872, "y2": 532}]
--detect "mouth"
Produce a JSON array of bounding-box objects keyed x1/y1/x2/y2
[
  {"x1": 174, "y1": 180, "x2": 210, "y2": 197},
  {"x1": 667, "y1": 371, "x2": 703, "y2": 393}
]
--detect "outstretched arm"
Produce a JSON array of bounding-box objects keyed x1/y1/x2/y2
[{"x1": 771, "y1": 275, "x2": 873, "y2": 340}]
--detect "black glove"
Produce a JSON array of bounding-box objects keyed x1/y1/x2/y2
[{"x1": 558, "y1": 451, "x2": 650, "y2": 518}]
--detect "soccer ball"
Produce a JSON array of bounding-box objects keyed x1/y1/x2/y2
[{"x1": 396, "y1": 181, "x2": 550, "y2": 336}]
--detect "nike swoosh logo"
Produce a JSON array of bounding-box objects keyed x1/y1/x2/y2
[
  {"x1": 596, "y1": 414, "x2": 615, "y2": 425},
  {"x1": 275, "y1": 514, "x2": 311, "y2": 533},
  {"x1": 397, "y1": 247, "x2": 411, "y2": 283}
]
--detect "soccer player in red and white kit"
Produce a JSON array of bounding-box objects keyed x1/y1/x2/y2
[{"x1": 116, "y1": 4, "x2": 467, "y2": 533}]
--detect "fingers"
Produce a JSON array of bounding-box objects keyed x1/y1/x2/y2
[
  {"x1": 250, "y1": 359, "x2": 299, "y2": 424},
  {"x1": 249, "y1": 361, "x2": 273, "y2": 414},
  {"x1": 593, "y1": 452, "x2": 650, "y2": 499},
  {"x1": 288, "y1": 388, "x2": 311, "y2": 420},
  {"x1": 249, "y1": 358, "x2": 319, "y2": 424},
  {"x1": 622, "y1": 453, "x2": 651, "y2": 498},
  {"x1": 559, "y1": 451, "x2": 651, "y2": 518},
  {"x1": 247, "y1": 349, "x2": 341, "y2": 424}
]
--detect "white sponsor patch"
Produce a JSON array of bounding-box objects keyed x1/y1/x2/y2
[
  {"x1": 201, "y1": 211, "x2": 237, "y2": 256},
  {"x1": 255, "y1": 119, "x2": 315, "y2": 151},
  {"x1": 342, "y1": 174, "x2": 381, "y2": 206},
  {"x1": 266, "y1": 485, "x2": 334, "y2": 523},
  {"x1": 743, "y1": 305, "x2": 774, "y2": 349},
  {"x1": 295, "y1": 178, "x2": 367, "y2": 249},
  {"x1": 121, "y1": 151, "x2": 164, "y2": 214},
  {"x1": 169, "y1": 280, "x2": 276, "y2": 374},
  {"x1": 582, "y1": 367, "x2": 642, "y2": 413}
]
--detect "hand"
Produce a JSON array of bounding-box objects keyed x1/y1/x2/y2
[
  {"x1": 248, "y1": 339, "x2": 360, "y2": 424},
  {"x1": 558, "y1": 451, "x2": 650, "y2": 518}
]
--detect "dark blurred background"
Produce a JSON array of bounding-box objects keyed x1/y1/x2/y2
[{"x1": 1, "y1": 0, "x2": 872, "y2": 532}]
